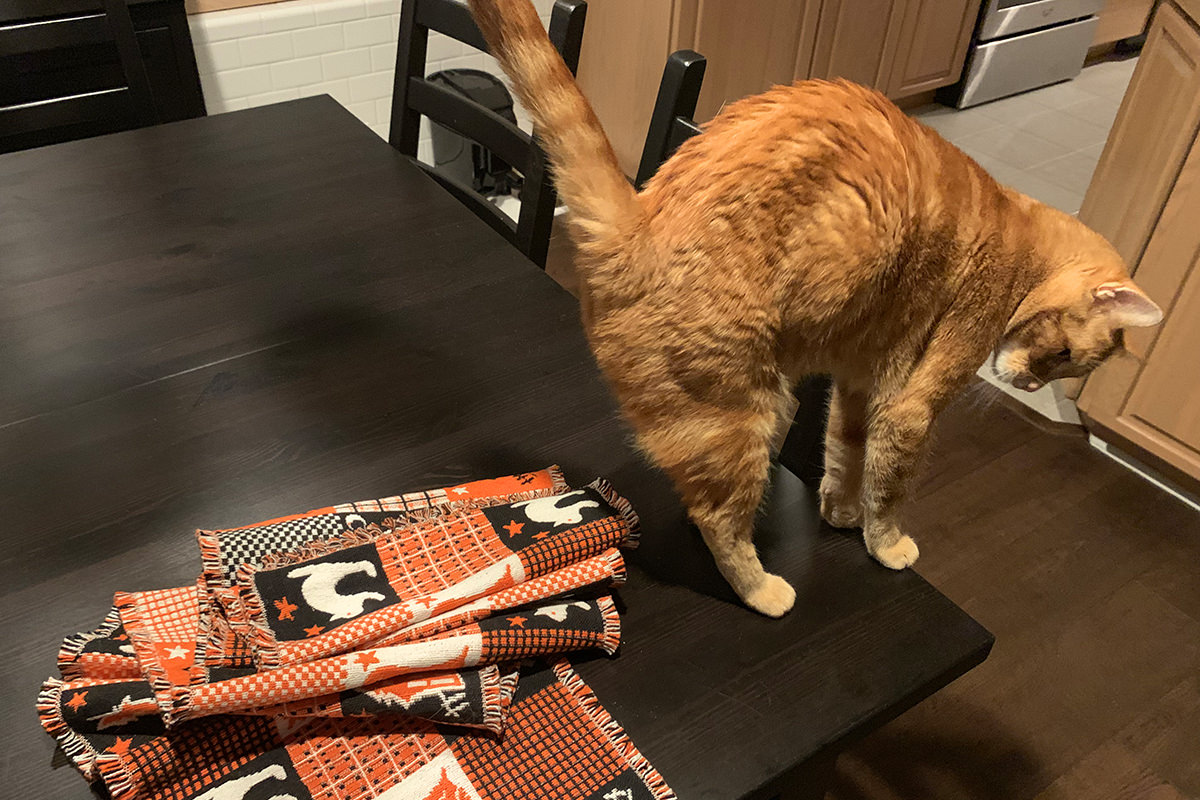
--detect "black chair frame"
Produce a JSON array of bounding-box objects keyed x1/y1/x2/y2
[
  {"x1": 0, "y1": 0, "x2": 157, "y2": 152},
  {"x1": 388, "y1": 0, "x2": 586, "y2": 269}
]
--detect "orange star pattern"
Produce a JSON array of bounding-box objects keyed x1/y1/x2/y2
[
  {"x1": 355, "y1": 651, "x2": 380, "y2": 667},
  {"x1": 303, "y1": 625, "x2": 325, "y2": 637},
  {"x1": 533, "y1": 531, "x2": 551, "y2": 540},
  {"x1": 507, "y1": 615, "x2": 527, "y2": 628},
  {"x1": 65, "y1": 691, "x2": 88, "y2": 712},
  {"x1": 107, "y1": 737, "x2": 132, "y2": 756},
  {"x1": 113, "y1": 634, "x2": 128, "y2": 641},
  {"x1": 274, "y1": 596, "x2": 299, "y2": 621},
  {"x1": 503, "y1": 520, "x2": 525, "y2": 536}
]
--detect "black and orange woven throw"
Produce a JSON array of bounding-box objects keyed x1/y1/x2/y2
[{"x1": 38, "y1": 468, "x2": 676, "y2": 800}]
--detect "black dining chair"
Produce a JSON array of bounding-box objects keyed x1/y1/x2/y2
[
  {"x1": 635, "y1": 49, "x2": 706, "y2": 189},
  {"x1": 388, "y1": 0, "x2": 586, "y2": 269},
  {"x1": 0, "y1": 0, "x2": 158, "y2": 154},
  {"x1": 634, "y1": 48, "x2": 831, "y2": 486}
]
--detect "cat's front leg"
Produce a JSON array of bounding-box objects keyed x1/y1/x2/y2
[
  {"x1": 860, "y1": 391, "x2": 934, "y2": 569},
  {"x1": 819, "y1": 382, "x2": 869, "y2": 529}
]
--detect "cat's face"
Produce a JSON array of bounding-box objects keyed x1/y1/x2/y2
[{"x1": 992, "y1": 281, "x2": 1162, "y2": 392}]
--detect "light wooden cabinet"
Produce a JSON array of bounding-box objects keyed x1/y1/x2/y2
[
  {"x1": 1078, "y1": 0, "x2": 1200, "y2": 489},
  {"x1": 576, "y1": 0, "x2": 978, "y2": 177},
  {"x1": 808, "y1": 0, "x2": 902, "y2": 87},
  {"x1": 884, "y1": 0, "x2": 978, "y2": 97},
  {"x1": 1092, "y1": 0, "x2": 1157, "y2": 46}
]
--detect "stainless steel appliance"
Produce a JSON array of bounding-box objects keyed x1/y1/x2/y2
[{"x1": 948, "y1": 0, "x2": 1103, "y2": 107}]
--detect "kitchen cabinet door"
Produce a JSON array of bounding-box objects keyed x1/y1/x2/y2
[
  {"x1": 806, "y1": 0, "x2": 903, "y2": 87},
  {"x1": 1079, "y1": 126, "x2": 1200, "y2": 488},
  {"x1": 884, "y1": 0, "x2": 978, "y2": 98},
  {"x1": 682, "y1": 0, "x2": 822, "y2": 122},
  {"x1": 1079, "y1": 2, "x2": 1200, "y2": 267}
]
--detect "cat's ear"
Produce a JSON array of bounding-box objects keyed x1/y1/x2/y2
[{"x1": 1092, "y1": 282, "x2": 1163, "y2": 328}]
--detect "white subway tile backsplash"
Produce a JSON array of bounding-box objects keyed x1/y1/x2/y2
[
  {"x1": 364, "y1": 0, "x2": 401, "y2": 16},
  {"x1": 197, "y1": 8, "x2": 262, "y2": 42},
  {"x1": 213, "y1": 64, "x2": 274, "y2": 99},
  {"x1": 343, "y1": 16, "x2": 392, "y2": 48},
  {"x1": 314, "y1": 0, "x2": 366, "y2": 25},
  {"x1": 271, "y1": 56, "x2": 325, "y2": 89},
  {"x1": 293, "y1": 24, "x2": 345, "y2": 57},
  {"x1": 194, "y1": 38, "x2": 241, "y2": 75},
  {"x1": 239, "y1": 31, "x2": 295, "y2": 66},
  {"x1": 346, "y1": 100, "x2": 379, "y2": 125},
  {"x1": 297, "y1": 79, "x2": 354, "y2": 106},
  {"x1": 260, "y1": 3, "x2": 316, "y2": 33},
  {"x1": 370, "y1": 122, "x2": 390, "y2": 140},
  {"x1": 192, "y1": 0, "x2": 544, "y2": 132},
  {"x1": 424, "y1": 32, "x2": 460, "y2": 62},
  {"x1": 244, "y1": 87, "x2": 301, "y2": 105},
  {"x1": 370, "y1": 42, "x2": 398, "y2": 72},
  {"x1": 322, "y1": 48, "x2": 372, "y2": 79},
  {"x1": 348, "y1": 70, "x2": 393, "y2": 102}
]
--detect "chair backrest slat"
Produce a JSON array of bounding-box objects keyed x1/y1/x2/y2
[
  {"x1": 389, "y1": 0, "x2": 585, "y2": 269},
  {"x1": 413, "y1": 0, "x2": 490, "y2": 54},
  {"x1": 636, "y1": 49, "x2": 706, "y2": 189},
  {"x1": 0, "y1": 0, "x2": 156, "y2": 153},
  {"x1": 406, "y1": 76, "x2": 532, "y2": 171}
]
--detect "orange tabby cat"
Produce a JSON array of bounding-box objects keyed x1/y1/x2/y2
[{"x1": 466, "y1": 0, "x2": 1163, "y2": 616}]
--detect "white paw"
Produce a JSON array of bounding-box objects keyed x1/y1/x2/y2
[
  {"x1": 744, "y1": 573, "x2": 796, "y2": 618},
  {"x1": 872, "y1": 535, "x2": 920, "y2": 570}
]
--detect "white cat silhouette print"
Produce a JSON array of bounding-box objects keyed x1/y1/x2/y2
[
  {"x1": 286, "y1": 561, "x2": 386, "y2": 621},
  {"x1": 511, "y1": 491, "x2": 600, "y2": 527}
]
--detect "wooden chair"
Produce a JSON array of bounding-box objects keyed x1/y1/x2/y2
[
  {"x1": 0, "y1": 0, "x2": 158, "y2": 154},
  {"x1": 388, "y1": 0, "x2": 586, "y2": 269},
  {"x1": 635, "y1": 48, "x2": 832, "y2": 485}
]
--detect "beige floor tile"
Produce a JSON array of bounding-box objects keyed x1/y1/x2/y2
[
  {"x1": 953, "y1": 126, "x2": 1074, "y2": 170},
  {"x1": 1016, "y1": 109, "x2": 1112, "y2": 150},
  {"x1": 1033, "y1": 151, "x2": 1102, "y2": 195}
]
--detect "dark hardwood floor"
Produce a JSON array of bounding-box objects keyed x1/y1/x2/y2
[{"x1": 826, "y1": 385, "x2": 1200, "y2": 800}]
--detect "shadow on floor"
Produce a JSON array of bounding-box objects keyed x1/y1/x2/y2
[{"x1": 826, "y1": 698, "x2": 1044, "y2": 800}]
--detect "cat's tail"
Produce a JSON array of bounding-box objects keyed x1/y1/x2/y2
[{"x1": 466, "y1": 0, "x2": 643, "y2": 255}]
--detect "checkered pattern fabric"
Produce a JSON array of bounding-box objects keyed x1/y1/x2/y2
[{"x1": 38, "y1": 470, "x2": 672, "y2": 800}]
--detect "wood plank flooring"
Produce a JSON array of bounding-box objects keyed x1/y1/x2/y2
[{"x1": 827, "y1": 386, "x2": 1200, "y2": 800}]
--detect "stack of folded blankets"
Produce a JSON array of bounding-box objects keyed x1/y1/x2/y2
[{"x1": 39, "y1": 466, "x2": 675, "y2": 800}]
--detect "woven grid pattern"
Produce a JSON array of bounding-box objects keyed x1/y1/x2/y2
[
  {"x1": 287, "y1": 716, "x2": 445, "y2": 797},
  {"x1": 518, "y1": 516, "x2": 628, "y2": 577},
  {"x1": 120, "y1": 716, "x2": 276, "y2": 800},
  {"x1": 453, "y1": 680, "x2": 622, "y2": 797}
]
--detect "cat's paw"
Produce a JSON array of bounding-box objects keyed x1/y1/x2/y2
[
  {"x1": 744, "y1": 573, "x2": 796, "y2": 618},
  {"x1": 820, "y1": 494, "x2": 864, "y2": 528},
  {"x1": 871, "y1": 535, "x2": 920, "y2": 570}
]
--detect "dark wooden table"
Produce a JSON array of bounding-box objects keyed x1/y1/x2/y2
[{"x1": 0, "y1": 96, "x2": 993, "y2": 800}]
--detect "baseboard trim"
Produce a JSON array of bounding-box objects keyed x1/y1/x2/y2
[{"x1": 1089, "y1": 434, "x2": 1200, "y2": 512}]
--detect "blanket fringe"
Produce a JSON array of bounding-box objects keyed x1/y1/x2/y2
[
  {"x1": 94, "y1": 752, "x2": 137, "y2": 799},
  {"x1": 551, "y1": 660, "x2": 678, "y2": 800},
  {"x1": 587, "y1": 478, "x2": 641, "y2": 548},
  {"x1": 57, "y1": 607, "x2": 136, "y2": 681},
  {"x1": 36, "y1": 678, "x2": 103, "y2": 783},
  {"x1": 114, "y1": 590, "x2": 197, "y2": 725},
  {"x1": 595, "y1": 595, "x2": 622, "y2": 655}
]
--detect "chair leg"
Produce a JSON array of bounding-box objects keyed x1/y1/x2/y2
[{"x1": 777, "y1": 374, "x2": 832, "y2": 486}]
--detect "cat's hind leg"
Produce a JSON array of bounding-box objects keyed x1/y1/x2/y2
[
  {"x1": 819, "y1": 382, "x2": 869, "y2": 529},
  {"x1": 638, "y1": 400, "x2": 795, "y2": 617}
]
